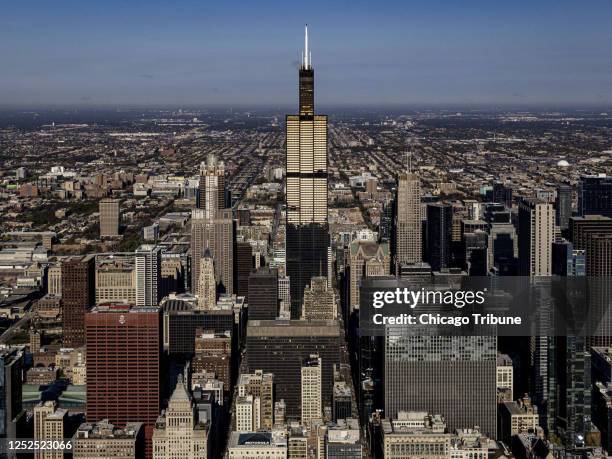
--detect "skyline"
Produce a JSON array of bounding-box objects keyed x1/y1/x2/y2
[{"x1": 2, "y1": 0, "x2": 612, "y2": 107}]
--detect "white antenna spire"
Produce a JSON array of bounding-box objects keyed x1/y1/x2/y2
[{"x1": 304, "y1": 24, "x2": 310, "y2": 69}]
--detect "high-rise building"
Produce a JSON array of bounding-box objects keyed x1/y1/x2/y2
[
  {"x1": 72, "y1": 420, "x2": 145, "y2": 459},
  {"x1": 552, "y1": 240, "x2": 586, "y2": 276},
  {"x1": 191, "y1": 208, "x2": 234, "y2": 296},
  {"x1": 236, "y1": 395, "x2": 256, "y2": 432},
  {"x1": 33, "y1": 401, "x2": 67, "y2": 459},
  {"x1": 492, "y1": 181, "x2": 513, "y2": 208},
  {"x1": 395, "y1": 171, "x2": 422, "y2": 267},
  {"x1": 197, "y1": 154, "x2": 226, "y2": 216},
  {"x1": 85, "y1": 304, "x2": 161, "y2": 458},
  {"x1": 196, "y1": 250, "x2": 216, "y2": 310},
  {"x1": 556, "y1": 184, "x2": 572, "y2": 230},
  {"x1": 246, "y1": 319, "x2": 342, "y2": 419},
  {"x1": 235, "y1": 241, "x2": 253, "y2": 298},
  {"x1": 302, "y1": 276, "x2": 336, "y2": 320},
  {"x1": 569, "y1": 215, "x2": 612, "y2": 250},
  {"x1": 135, "y1": 245, "x2": 163, "y2": 307},
  {"x1": 61, "y1": 255, "x2": 96, "y2": 347},
  {"x1": 518, "y1": 198, "x2": 554, "y2": 276},
  {"x1": 99, "y1": 198, "x2": 120, "y2": 237},
  {"x1": 385, "y1": 330, "x2": 497, "y2": 437},
  {"x1": 152, "y1": 377, "x2": 208, "y2": 459},
  {"x1": 301, "y1": 355, "x2": 322, "y2": 425},
  {"x1": 248, "y1": 267, "x2": 278, "y2": 320},
  {"x1": 579, "y1": 175, "x2": 612, "y2": 217},
  {"x1": 95, "y1": 256, "x2": 136, "y2": 304},
  {"x1": 192, "y1": 329, "x2": 233, "y2": 390},
  {"x1": 237, "y1": 370, "x2": 274, "y2": 431},
  {"x1": 47, "y1": 263, "x2": 62, "y2": 296},
  {"x1": 286, "y1": 26, "x2": 329, "y2": 318},
  {"x1": 426, "y1": 203, "x2": 453, "y2": 272},
  {"x1": 586, "y1": 232, "x2": 612, "y2": 276},
  {"x1": 348, "y1": 240, "x2": 390, "y2": 311},
  {"x1": 0, "y1": 348, "x2": 24, "y2": 441}
]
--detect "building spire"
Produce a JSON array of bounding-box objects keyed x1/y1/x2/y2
[{"x1": 303, "y1": 24, "x2": 310, "y2": 69}]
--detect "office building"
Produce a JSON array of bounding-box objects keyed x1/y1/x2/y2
[
  {"x1": 326, "y1": 419, "x2": 362, "y2": 459},
  {"x1": 135, "y1": 244, "x2": 163, "y2": 307},
  {"x1": 191, "y1": 208, "x2": 234, "y2": 296},
  {"x1": 579, "y1": 175, "x2": 612, "y2": 217},
  {"x1": 235, "y1": 241, "x2": 253, "y2": 298},
  {"x1": 556, "y1": 184, "x2": 572, "y2": 230},
  {"x1": 238, "y1": 371, "x2": 274, "y2": 431},
  {"x1": 586, "y1": 232, "x2": 612, "y2": 276},
  {"x1": 385, "y1": 330, "x2": 497, "y2": 437},
  {"x1": 47, "y1": 263, "x2": 62, "y2": 296},
  {"x1": 62, "y1": 255, "x2": 96, "y2": 347},
  {"x1": 0, "y1": 348, "x2": 24, "y2": 441},
  {"x1": 569, "y1": 215, "x2": 612, "y2": 250},
  {"x1": 193, "y1": 329, "x2": 232, "y2": 390},
  {"x1": 499, "y1": 396, "x2": 539, "y2": 444},
  {"x1": 518, "y1": 198, "x2": 554, "y2": 276},
  {"x1": 381, "y1": 412, "x2": 450, "y2": 459},
  {"x1": 95, "y1": 256, "x2": 136, "y2": 304},
  {"x1": 197, "y1": 154, "x2": 226, "y2": 216},
  {"x1": 348, "y1": 240, "x2": 390, "y2": 311},
  {"x1": 99, "y1": 198, "x2": 119, "y2": 237},
  {"x1": 196, "y1": 249, "x2": 216, "y2": 310},
  {"x1": 463, "y1": 230, "x2": 488, "y2": 275},
  {"x1": 236, "y1": 395, "x2": 257, "y2": 432},
  {"x1": 426, "y1": 203, "x2": 453, "y2": 272},
  {"x1": 286, "y1": 26, "x2": 329, "y2": 318},
  {"x1": 248, "y1": 267, "x2": 278, "y2": 320},
  {"x1": 86, "y1": 304, "x2": 161, "y2": 457},
  {"x1": 72, "y1": 420, "x2": 144, "y2": 459},
  {"x1": 33, "y1": 401, "x2": 67, "y2": 459},
  {"x1": 152, "y1": 377, "x2": 208, "y2": 459},
  {"x1": 493, "y1": 181, "x2": 513, "y2": 208},
  {"x1": 301, "y1": 355, "x2": 322, "y2": 425},
  {"x1": 227, "y1": 431, "x2": 287, "y2": 459},
  {"x1": 552, "y1": 240, "x2": 586, "y2": 276},
  {"x1": 395, "y1": 171, "x2": 422, "y2": 266},
  {"x1": 302, "y1": 276, "x2": 336, "y2": 320},
  {"x1": 246, "y1": 320, "x2": 342, "y2": 419},
  {"x1": 496, "y1": 354, "x2": 514, "y2": 403}
]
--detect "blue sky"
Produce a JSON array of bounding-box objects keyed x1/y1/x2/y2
[{"x1": 1, "y1": 0, "x2": 611, "y2": 107}]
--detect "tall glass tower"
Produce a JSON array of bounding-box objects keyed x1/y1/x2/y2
[{"x1": 286, "y1": 25, "x2": 329, "y2": 318}]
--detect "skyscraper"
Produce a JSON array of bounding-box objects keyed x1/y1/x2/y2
[
  {"x1": 0, "y1": 348, "x2": 24, "y2": 441},
  {"x1": 395, "y1": 171, "x2": 423, "y2": 268},
  {"x1": 86, "y1": 304, "x2": 161, "y2": 458},
  {"x1": 196, "y1": 249, "x2": 216, "y2": 310},
  {"x1": 197, "y1": 154, "x2": 226, "y2": 216},
  {"x1": 578, "y1": 175, "x2": 612, "y2": 218},
  {"x1": 348, "y1": 240, "x2": 390, "y2": 311},
  {"x1": 301, "y1": 355, "x2": 322, "y2": 425},
  {"x1": 248, "y1": 267, "x2": 278, "y2": 320},
  {"x1": 235, "y1": 241, "x2": 253, "y2": 298},
  {"x1": 99, "y1": 198, "x2": 120, "y2": 237},
  {"x1": 135, "y1": 244, "x2": 163, "y2": 307},
  {"x1": 556, "y1": 184, "x2": 572, "y2": 230},
  {"x1": 191, "y1": 208, "x2": 234, "y2": 296},
  {"x1": 426, "y1": 203, "x2": 453, "y2": 272},
  {"x1": 518, "y1": 198, "x2": 554, "y2": 276},
  {"x1": 286, "y1": 25, "x2": 329, "y2": 318},
  {"x1": 61, "y1": 255, "x2": 96, "y2": 347}
]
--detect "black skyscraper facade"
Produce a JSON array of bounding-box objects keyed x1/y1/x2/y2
[
  {"x1": 579, "y1": 175, "x2": 612, "y2": 217},
  {"x1": 556, "y1": 184, "x2": 572, "y2": 230},
  {"x1": 426, "y1": 203, "x2": 453, "y2": 271},
  {"x1": 235, "y1": 241, "x2": 253, "y2": 298},
  {"x1": 248, "y1": 267, "x2": 279, "y2": 320}
]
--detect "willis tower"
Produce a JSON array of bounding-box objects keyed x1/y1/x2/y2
[{"x1": 286, "y1": 25, "x2": 329, "y2": 318}]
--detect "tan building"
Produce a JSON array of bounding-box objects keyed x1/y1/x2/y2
[
  {"x1": 152, "y1": 376, "x2": 208, "y2": 458},
  {"x1": 196, "y1": 250, "x2": 216, "y2": 310},
  {"x1": 72, "y1": 420, "x2": 144, "y2": 458},
  {"x1": 496, "y1": 354, "x2": 514, "y2": 403},
  {"x1": 227, "y1": 430, "x2": 287, "y2": 459},
  {"x1": 382, "y1": 411, "x2": 450, "y2": 459},
  {"x1": 236, "y1": 395, "x2": 257, "y2": 432},
  {"x1": 47, "y1": 263, "x2": 62, "y2": 296},
  {"x1": 95, "y1": 256, "x2": 136, "y2": 304},
  {"x1": 301, "y1": 355, "x2": 322, "y2": 425},
  {"x1": 348, "y1": 240, "x2": 390, "y2": 310},
  {"x1": 99, "y1": 198, "x2": 120, "y2": 237},
  {"x1": 34, "y1": 401, "x2": 67, "y2": 459},
  {"x1": 191, "y1": 208, "x2": 234, "y2": 296},
  {"x1": 395, "y1": 171, "x2": 422, "y2": 267},
  {"x1": 499, "y1": 396, "x2": 539, "y2": 443},
  {"x1": 302, "y1": 276, "x2": 336, "y2": 320},
  {"x1": 238, "y1": 370, "x2": 274, "y2": 431},
  {"x1": 518, "y1": 199, "x2": 554, "y2": 276},
  {"x1": 193, "y1": 329, "x2": 232, "y2": 389}
]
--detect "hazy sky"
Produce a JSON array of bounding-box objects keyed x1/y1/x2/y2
[{"x1": 2, "y1": 0, "x2": 612, "y2": 107}]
